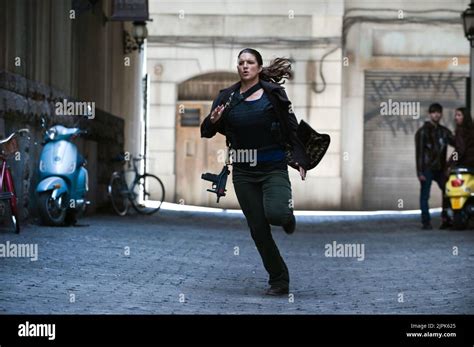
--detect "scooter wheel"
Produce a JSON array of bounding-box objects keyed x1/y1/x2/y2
[
  {"x1": 453, "y1": 210, "x2": 468, "y2": 230},
  {"x1": 38, "y1": 191, "x2": 67, "y2": 226}
]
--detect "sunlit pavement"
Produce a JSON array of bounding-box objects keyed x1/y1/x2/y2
[{"x1": 0, "y1": 205, "x2": 473, "y2": 314}]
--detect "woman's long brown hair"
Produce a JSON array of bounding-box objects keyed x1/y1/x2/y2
[{"x1": 456, "y1": 107, "x2": 473, "y2": 129}]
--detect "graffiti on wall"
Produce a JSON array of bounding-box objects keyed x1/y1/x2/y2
[{"x1": 364, "y1": 72, "x2": 466, "y2": 136}]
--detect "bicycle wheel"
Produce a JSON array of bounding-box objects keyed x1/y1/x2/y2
[
  {"x1": 130, "y1": 174, "x2": 165, "y2": 215},
  {"x1": 9, "y1": 198, "x2": 20, "y2": 234},
  {"x1": 2, "y1": 169, "x2": 20, "y2": 232},
  {"x1": 108, "y1": 172, "x2": 130, "y2": 216},
  {"x1": 0, "y1": 198, "x2": 19, "y2": 233}
]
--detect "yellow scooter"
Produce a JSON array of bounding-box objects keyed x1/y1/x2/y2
[{"x1": 445, "y1": 167, "x2": 474, "y2": 229}]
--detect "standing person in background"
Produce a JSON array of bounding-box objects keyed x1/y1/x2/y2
[
  {"x1": 448, "y1": 107, "x2": 474, "y2": 169},
  {"x1": 415, "y1": 103, "x2": 455, "y2": 230}
]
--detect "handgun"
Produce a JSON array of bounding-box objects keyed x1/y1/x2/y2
[{"x1": 201, "y1": 165, "x2": 230, "y2": 203}]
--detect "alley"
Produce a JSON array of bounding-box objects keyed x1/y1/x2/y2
[{"x1": 0, "y1": 208, "x2": 473, "y2": 314}]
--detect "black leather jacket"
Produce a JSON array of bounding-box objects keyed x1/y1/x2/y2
[
  {"x1": 200, "y1": 80, "x2": 311, "y2": 171},
  {"x1": 415, "y1": 121, "x2": 454, "y2": 175},
  {"x1": 449, "y1": 126, "x2": 474, "y2": 168}
]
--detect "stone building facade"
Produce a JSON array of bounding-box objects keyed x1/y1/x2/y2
[
  {"x1": 2, "y1": 0, "x2": 470, "y2": 216},
  {"x1": 146, "y1": 0, "x2": 343, "y2": 210},
  {"x1": 145, "y1": 0, "x2": 471, "y2": 210}
]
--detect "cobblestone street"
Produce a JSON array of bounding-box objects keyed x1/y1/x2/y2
[{"x1": 0, "y1": 207, "x2": 473, "y2": 314}]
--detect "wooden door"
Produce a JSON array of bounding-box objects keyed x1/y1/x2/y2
[{"x1": 175, "y1": 102, "x2": 239, "y2": 208}]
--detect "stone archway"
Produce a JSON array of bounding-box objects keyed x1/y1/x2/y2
[{"x1": 177, "y1": 71, "x2": 239, "y2": 100}]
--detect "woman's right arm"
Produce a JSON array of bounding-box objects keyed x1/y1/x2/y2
[{"x1": 200, "y1": 96, "x2": 226, "y2": 138}]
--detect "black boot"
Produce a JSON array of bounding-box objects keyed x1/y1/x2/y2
[
  {"x1": 421, "y1": 222, "x2": 433, "y2": 230},
  {"x1": 265, "y1": 285, "x2": 289, "y2": 296},
  {"x1": 283, "y1": 214, "x2": 296, "y2": 234}
]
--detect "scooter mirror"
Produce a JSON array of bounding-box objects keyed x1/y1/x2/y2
[{"x1": 40, "y1": 116, "x2": 46, "y2": 129}]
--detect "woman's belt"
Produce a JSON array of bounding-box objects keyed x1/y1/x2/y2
[{"x1": 257, "y1": 148, "x2": 286, "y2": 162}]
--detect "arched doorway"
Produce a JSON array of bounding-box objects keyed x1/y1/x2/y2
[{"x1": 175, "y1": 72, "x2": 240, "y2": 208}]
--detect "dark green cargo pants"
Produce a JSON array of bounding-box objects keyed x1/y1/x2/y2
[{"x1": 232, "y1": 166, "x2": 293, "y2": 288}]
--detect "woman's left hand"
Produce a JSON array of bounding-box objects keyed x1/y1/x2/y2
[{"x1": 295, "y1": 162, "x2": 306, "y2": 180}]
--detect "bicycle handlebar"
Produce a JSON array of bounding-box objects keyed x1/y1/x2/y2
[{"x1": 0, "y1": 128, "x2": 31, "y2": 145}]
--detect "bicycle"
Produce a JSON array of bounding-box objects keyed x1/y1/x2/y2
[
  {"x1": 108, "y1": 154, "x2": 165, "y2": 216},
  {"x1": 0, "y1": 128, "x2": 30, "y2": 233}
]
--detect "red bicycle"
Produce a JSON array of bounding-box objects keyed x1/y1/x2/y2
[{"x1": 0, "y1": 128, "x2": 29, "y2": 233}]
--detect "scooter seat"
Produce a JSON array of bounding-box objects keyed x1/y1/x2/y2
[{"x1": 450, "y1": 166, "x2": 474, "y2": 175}]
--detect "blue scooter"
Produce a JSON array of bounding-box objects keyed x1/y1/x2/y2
[{"x1": 36, "y1": 117, "x2": 89, "y2": 226}]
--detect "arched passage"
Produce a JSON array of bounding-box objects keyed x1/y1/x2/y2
[{"x1": 178, "y1": 71, "x2": 239, "y2": 101}]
